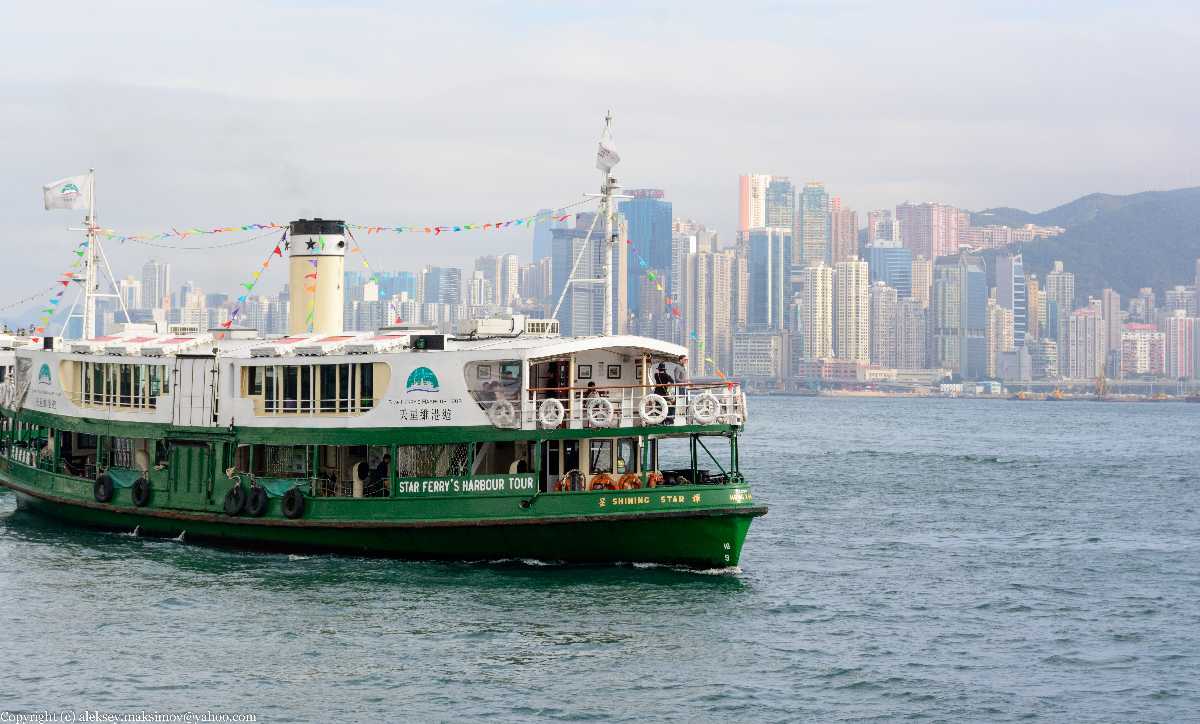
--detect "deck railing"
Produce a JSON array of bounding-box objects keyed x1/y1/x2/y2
[{"x1": 476, "y1": 381, "x2": 746, "y2": 430}]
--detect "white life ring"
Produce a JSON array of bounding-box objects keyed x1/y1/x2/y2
[
  {"x1": 538, "y1": 398, "x2": 565, "y2": 428},
  {"x1": 586, "y1": 396, "x2": 615, "y2": 427},
  {"x1": 690, "y1": 392, "x2": 720, "y2": 424},
  {"x1": 639, "y1": 393, "x2": 669, "y2": 424},
  {"x1": 488, "y1": 399, "x2": 516, "y2": 427}
]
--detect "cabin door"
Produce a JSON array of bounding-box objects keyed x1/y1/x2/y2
[
  {"x1": 172, "y1": 355, "x2": 219, "y2": 427},
  {"x1": 168, "y1": 441, "x2": 212, "y2": 511}
]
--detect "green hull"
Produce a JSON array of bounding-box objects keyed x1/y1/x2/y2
[{"x1": 1, "y1": 464, "x2": 764, "y2": 568}]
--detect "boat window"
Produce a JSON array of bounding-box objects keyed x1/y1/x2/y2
[
  {"x1": 471, "y1": 441, "x2": 533, "y2": 475},
  {"x1": 242, "y1": 362, "x2": 388, "y2": 416},
  {"x1": 314, "y1": 445, "x2": 390, "y2": 498},
  {"x1": 63, "y1": 361, "x2": 169, "y2": 411},
  {"x1": 616, "y1": 438, "x2": 637, "y2": 474},
  {"x1": 464, "y1": 360, "x2": 522, "y2": 407},
  {"x1": 395, "y1": 444, "x2": 469, "y2": 478},
  {"x1": 589, "y1": 440, "x2": 613, "y2": 474},
  {"x1": 246, "y1": 444, "x2": 311, "y2": 478}
]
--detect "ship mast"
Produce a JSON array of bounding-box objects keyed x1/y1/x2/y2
[
  {"x1": 598, "y1": 112, "x2": 618, "y2": 337},
  {"x1": 64, "y1": 169, "x2": 131, "y2": 340}
]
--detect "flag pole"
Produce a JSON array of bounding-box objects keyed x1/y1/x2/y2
[{"x1": 83, "y1": 168, "x2": 97, "y2": 340}]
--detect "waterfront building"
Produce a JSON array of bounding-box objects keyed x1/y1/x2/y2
[
  {"x1": 796, "y1": 263, "x2": 833, "y2": 359},
  {"x1": 747, "y1": 227, "x2": 793, "y2": 331},
  {"x1": 731, "y1": 245, "x2": 750, "y2": 330},
  {"x1": 1120, "y1": 324, "x2": 1166, "y2": 377},
  {"x1": 797, "y1": 182, "x2": 830, "y2": 267},
  {"x1": 995, "y1": 254, "x2": 1027, "y2": 347},
  {"x1": 1066, "y1": 306, "x2": 1106, "y2": 379},
  {"x1": 910, "y1": 255, "x2": 932, "y2": 309},
  {"x1": 1027, "y1": 338, "x2": 1059, "y2": 379},
  {"x1": 1101, "y1": 288, "x2": 1122, "y2": 356},
  {"x1": 737, "y1": 174, "x2": 771, "y2": 237},
  {"x1": 834, "y1": 258, "x2": 870, "y2": 363},
  {"x1": 986, "y1": 298, "x2": 1015, "y2": 378},
  {"x1": 1044, "y1": 261, "x2": 1075, "y2": 373},
  {"x1": 931, "y1": 255, "x2": 988, "y2": 379},
  {"x1": 869, "y1": 282, "x2": 898, "y2": 368},
  {"x1": 1025, "y1": 274, "x2": 1043, "y2": 339},
  {"x1": 618, "y1": 189, "x2": 672, "y2": 314},
  {"x1": 680, "y1": 251, "x2": 734, "y2": 377},
  {"x1": 895, "y1": 202, "x2": 966, "y2": 260},
  {"x1": 894, "y1": 298, "x2": 928, "y2": 369},
  {"x1": 732, "y1": 330, "x2": 785, "y2": 380},
  {"x1": 1162, "y1": 310, "x2": 1198, "y2": 379},
  {"x1": 829, "y1": 196, "x2": 858, "y2": 266},
  {"x1": 867, "y1": 242, "x2": 913, "y2": 299}
]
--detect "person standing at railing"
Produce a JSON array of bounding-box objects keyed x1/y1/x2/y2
[{"x1": 654, "y1": 363, "x2": 675, "y2": 424}]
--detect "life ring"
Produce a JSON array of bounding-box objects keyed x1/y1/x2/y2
[
  {"x1": 93, "y1": 474, "x2": 114, "y2": 503},
  {"x1": 646, "y1": 471, "x2": 664, "y2": 488},
  {"x1": 131, "y1": 477, "x2": 152, "y2": 507},
  {"x1": 586, "y1": 396, "x2": 615, "y2": 427},
  {"x1": 589, "y1": 473, "x2": 616, "y2": 491},
  {"x1": 618, "y1": 473, "x2": 642, "y2": 489},
  {"x1": 223, "y1": 484, "x2": 246, "y2": 516},
  {"x1": 489, "y1": 400, "x2": 517, "y2": 427},
  {"x1": 281, "y1": 487, "x2": 306, "y2": 519},
  {"x1": 690, "y1": 392, "x2": 720, "y2": 424},
  {"x1": 639, "y1": 393, "x2": 669, "y2": 424},
  {"x1": 538, "y1": 398, "x2": 565, "y2": 428},
  {"x1": 246, "y1": 485, "x2": 269, "y2": 517}
]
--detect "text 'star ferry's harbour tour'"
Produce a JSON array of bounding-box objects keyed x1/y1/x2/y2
[{"x1": 0, "y1": 133, "x2": 765, "y2": 568}]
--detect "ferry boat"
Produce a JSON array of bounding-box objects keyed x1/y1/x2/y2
[{"x1": 0, "y1": 217, "x2": 765, "y2": 567}]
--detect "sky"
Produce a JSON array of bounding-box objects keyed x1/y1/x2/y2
[{"x1": 1, "y1": 0, "x2": 1197, "y2": 310}]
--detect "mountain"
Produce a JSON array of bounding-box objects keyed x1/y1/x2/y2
[{"x1": 976, "y1": 188, "x2": 1200, "y2": 302}]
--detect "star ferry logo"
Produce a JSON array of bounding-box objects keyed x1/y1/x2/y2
[
  {"x1": 405, "y1": 366, "x2": 439, "y2": 393},
  {"x1": 37, "y1": 364, "x2": 52, "y2": 385},
  {"x1": 58, "y1": 182, "x2": 81, "y2": 200}
]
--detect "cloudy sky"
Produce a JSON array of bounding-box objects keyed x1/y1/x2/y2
[{"x1": 2, "y1": 1, "x2": 1197, "y2": 307}]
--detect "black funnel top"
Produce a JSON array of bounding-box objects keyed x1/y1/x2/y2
[{"x1": 290, "y1": 218, "x2": 345, "y2": 236}]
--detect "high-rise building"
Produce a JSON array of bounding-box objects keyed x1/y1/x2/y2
[
  {"x1": 910, "y1": 255, "x2": 932, "y2": 309},
  {"x1": 619, "y1": 189, "x2": 672, "y2": 314},
  {"x1": 797, "y1": 183, "x2": 830, "y2": 267},
  {"x1": 1120, "y1": 324, "x2": 1166, "y2": 378},
  {"x1": 1025, "y1": 275, "x2": 1043, "y2": 339},
  {"x1": 1044, "y1": 260, "x2": 1075, "y2": 373},
  {"x1": 747, "y1": 227, "x2": 793, "y2": 331},
  {"x1": 670, "y1": 232, "x2": 697, "y2": 301},
  {"x1": 1027, "y1": 338, "x2": 1059, "y2": 379},
  {"x1": 995, "y1": 254, "x2": 1027, "y2": 347},
  {"x1": 118, "y1": 276, "x2": 142, "y2": 310},
  {"x1": 1162, "y1": 310, "x2": 1198, "y2": 379},
  {"x1": 796, "y1": 263, "x2": 833, "y2": 359},
  {"x1": 869, "y1": 282, "x2": 898, "y2": 367},
  {"x1": 986, "y1": 297, "x2": 1015, "y2": 378},
  {"x1": 1164, "y1": 285, "x2": 1198, "y2": 317},
  {"x1": 764, "y1": 177, "x2": 795, "y2": 230},
  {"x1": 867, "y1": 243, "x2": 913, "y2": 299},
  {"x1": 550, "y1": 212, "x2": 627, "y2": 336},
  {"x1": 731, "y1": 244, "x2": 750, "y2": 330},
  {"x1": 867, "y1": 209, "x2": 898, "y2": 245},
  {"x1": 141, "y1": 259, "x2": 171, "y2": 310},
  {"x1": 732, "y1": 330, "x2": 785, "y2": 380},
  {"x1": 895, "y1": 202, "x2": 965, "y2": 260},
  {"x1": 895, "y1": 298, "x2": 928, "y2": 369},
  {"x1": 829, "y1": 196, "x2": 858, "y2": 267},
  {"x1": 531, "y1": 208, "x2": 569, "y2": 261},
  {"x1": 932, "y1": 255, "x2": 988, "y2": 379},
  {"x1": 738, "y1": 174, "x2": 772, "y2": 236},
  {"x1": 1101, "y1": 288, "x2": 1122, "y2": 355},
  {"x1": 680, "y1": 251, "x2": 735, "y2": 376},
  {"x1": 474, "y1": 255, "x2": 502, "y2": 305},
  {"x1": 834, "y1": 257, "x2": 870, "y2": 363},
  {"x1": 467, "y1": 271, "x2": 493, "y2": 307},
  {"x1": 1067, "y1": 306, "x2": 1106, "y2": 379}
]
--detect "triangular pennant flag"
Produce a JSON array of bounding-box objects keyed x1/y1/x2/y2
[
  {"x1": 273, "y1": 246, "x2": 282, "y2": 257},
  {"x1": 237, "y1": 295, "x2": 247, "y2": 303},
  {"x1": 242, "y1": 282, "x2": 255, "y2": 291}
]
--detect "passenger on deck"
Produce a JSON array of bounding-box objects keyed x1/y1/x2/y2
[
  {"x1": 583, "y1": 381, "x2": 598, "y2": 399},
  {"x1": 654, "y1": 363, "x2": 675, "y2": 423},
  {"x1": 368, "y1": 453, "x2": 391, "y2": 497}
]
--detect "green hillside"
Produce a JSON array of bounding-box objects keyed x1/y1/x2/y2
[{"x1": 979, "y1": 188, "x2": 1200, "y2": 302}]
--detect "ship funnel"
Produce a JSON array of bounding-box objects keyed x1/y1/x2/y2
[{"x1": 288, "y1": 218, "x2": 346, "y2": 335}]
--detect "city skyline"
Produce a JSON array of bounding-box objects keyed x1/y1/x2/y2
[{"x1": 4, "y1": 2, "x2": 1200, "y2": 293}]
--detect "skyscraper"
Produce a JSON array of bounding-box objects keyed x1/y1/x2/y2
[
  {"x1": 995, "y1": 254, "x2": 1027, "y2": 347},
  {"x1": 797, "y1": 183, "x2": 830, "y2": 267},
  {"x1": 869, "y1": 282, "x2": 898, "y2": 367},
  {"x1": 867, "y1": 243, "x2": 913, "y2": 298},
  {"x1": 680, "y1": 251, "x2": 734, "y2": 376},
  {"x1": 618, "y1": 189, "x2": 672, "y2": 314},
  {"x1": 1162, "y1": 310, "x2": 1198, "y2": 379},
  {"x1": 1067, "y1": 306, "x2": 1106, "y2": 379},
  {"x1": 829, "y1": 196, "x2": 858, "y2": 267},
  {"x1": 1026, "y1": 275, "x2": 1043, "y2": 339},
  {"x1": 986, "y1": 297, "x2": 1015, "y2": 377},
  {"x1": 1101, "y1": 288, "x2": 1122, "y2": 356},
  {"x1": 1045, "y1": 260, "x2": 1075, "y2": 374},
  {"x1": 932, "y1": 255, "x2": 988, "y2": 378},
  {"x1": 895, "y1": 202, "x2": 965, "y2": 260},
  {"x1": 764, "y1": 177, "x2": 795, "y2": 230},
  {"x1": 500, "y1": 253, "x2": 520, "y2": 306},
  {"x1": 737, "y1": 174, "x2": 771, "y2": 236},
  {"x1": 474, "y1": 255, "x2": 502, "y2": 305},
  {"x1": 895, "y1": 298, "x2": 928, "y2": 369},
  {"x1": 910, "y1": 255, "x2": 932, "y2": 309},
  {"x1": 834, "y1": 257, "x2": 870, "y2": 363},
  {"x1": 796, "y1": 263, "x2": 833, "y2": 359},
  {"x1": 141, "y1": 259, "x2": 171, "y2": 310},
  {"x1": 531, "y1": 209, "x2": 568, "y2": 261},
  {"x1": 747, "y1": 227, "x2": 792, "y2": 331},
  {"x1": 867, "y1": 209, "x2": 898, "y2": 245}
]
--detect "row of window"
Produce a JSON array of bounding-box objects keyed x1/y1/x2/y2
[
  {"x1": 241, "y1": 363, "x2": 386, "y2": 415},
  {"x1": 65, "y1": 362, "x2": 170, "y2": 410}
]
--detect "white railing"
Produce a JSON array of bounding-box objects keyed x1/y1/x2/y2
[{"x1": 476, "y1": 382, "x2": 746, "y2": 430}]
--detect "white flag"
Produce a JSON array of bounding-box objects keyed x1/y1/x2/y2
[
  {"x1": 596, "y1": 126, "x2": 620, "y2": 172},
  {"x1": 43, "y1": 173, "x2": 92, "y2": 211}
]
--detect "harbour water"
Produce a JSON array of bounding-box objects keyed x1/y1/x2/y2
[{"x1": 1, "y1": 397, "x2": 1197, "y2": 721}]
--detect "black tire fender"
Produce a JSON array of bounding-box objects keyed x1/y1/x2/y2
[
  {"x1": 94, "y1": 474, "x2": 114, "y2": 504},
  {"x1": 281, "y1": 487, "x2": 306, "y2": 519},
  {"x1": 245, "y1": 485, "x2": 269, "y2": 518},
  {"x1": 131, "y1": 477, "x2": 152, "y2": 507},
  {"x1": 223, "y1": 484, "x2": 246, "y2": 516}
]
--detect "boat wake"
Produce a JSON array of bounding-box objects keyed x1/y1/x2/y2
[{"x1": 172, "y1": 530, "x2": 186, "y2": 543}]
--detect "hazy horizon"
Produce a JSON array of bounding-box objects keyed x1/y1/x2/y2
[{"x1": 3, "y1": 1, "x2": 1198, "y2": 304}]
